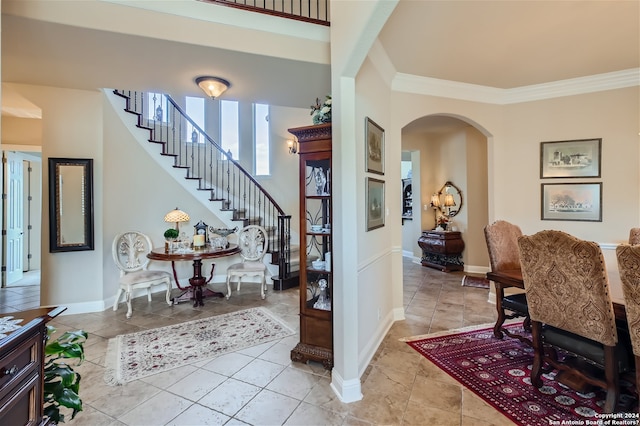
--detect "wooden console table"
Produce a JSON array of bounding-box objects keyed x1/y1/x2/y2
[{"x1": 418, "y1": 231, "x2": 465, "y2": 272}]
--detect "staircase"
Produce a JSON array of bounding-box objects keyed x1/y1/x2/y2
[{"x1": 112, "y1": 90, "x2": 298, "y2": 290}]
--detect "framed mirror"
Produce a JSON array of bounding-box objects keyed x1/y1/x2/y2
[
  {"x1": 48, "y1": 158, "x2": 94, "y2": 252},
  {"x1": 435, "y1": 181, "x2": 463, "y2": 218}
]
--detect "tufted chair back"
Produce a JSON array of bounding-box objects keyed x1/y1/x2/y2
[{"x1": 484, "y1": 220, "x2": 523, "y2": 272}]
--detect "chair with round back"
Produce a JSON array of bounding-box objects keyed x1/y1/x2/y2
[
  {"x1": 225, "y1": 225, "x2": 269, "y2": 300},
  {"x1": 629, "y1": 228, "x2": 640, "y2": 245},
  {"x1": 112, "y1": 231, "x2": 172, "y2": 318}
]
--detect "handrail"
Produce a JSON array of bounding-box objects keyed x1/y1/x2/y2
[
  {"x1": 199, "y1": 0, "x2": 330, "y2": 26},
  {"x1": 113, "y1": 90, "x2": 293, "y2": 284}
]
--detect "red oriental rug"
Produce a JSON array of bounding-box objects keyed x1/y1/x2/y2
[{"x1": 404, "y1": 323, "x2": 637, "y2": 426}]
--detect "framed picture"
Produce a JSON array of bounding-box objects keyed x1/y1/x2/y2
[
  {"x1": 540, "y1": 138, "x2": 601, "y2": 178},
  {"x1": 366, "y1": 177, "x2": 385, "y2": 231},
  {"x1": 365, "y1": 117, "x2": 384, "y2": 175},
  {"x1": 541, "y1": 182, "x2": 602, "y2": 222}
]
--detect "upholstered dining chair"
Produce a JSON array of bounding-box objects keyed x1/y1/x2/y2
[
  {"x1": 225, "y1": 225, "x2": 269, "y2": 300},
  {"x1": 112, "y1": 231, "x2": 172, "y2": 319},
  {"x1": 518, "y1": 230, "x2": 626, "y2": 413},
  {"x1": 484, "y1": 220, "x2": 530, "y2": 343},
  {"x1": 615, "y1": 243, "x2": 640, "y2": 413},
  {"x1": 629, "y1": 228, "x2": 640, "y2": 245}
]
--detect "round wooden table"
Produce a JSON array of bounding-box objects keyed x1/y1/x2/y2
[{"x1": 147, "y1": 244, "x2": 241, "y2": 307}]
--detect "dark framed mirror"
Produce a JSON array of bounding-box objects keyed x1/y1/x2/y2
[
  {"x1": 435, "y1": 181, "x2": 463, "y2": 218},
  {"x1": 48, "y1": 158, "x2": 94, "y2": 252}
]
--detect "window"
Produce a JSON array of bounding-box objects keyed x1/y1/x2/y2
[
  {"x1": 220, "y1": 100, "x2": 239, "y2": 159},
  {"x1": 147, "y1": 92, "x2": 168, "y2": 122},
  {"x1": 185, "y1": 96, "x2": 205, "y2": 143},
  {"x1": 254, "y1": 103, "x2": 270, "y2": 175}
]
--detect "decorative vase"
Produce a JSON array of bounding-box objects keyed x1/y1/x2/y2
[{"x1": 313, "y1": 116, "x2": 331, "y2": 125}]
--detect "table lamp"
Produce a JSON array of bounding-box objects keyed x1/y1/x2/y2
[{"x1": 164, "y1": 207, "x2": 190, "y2": 232}]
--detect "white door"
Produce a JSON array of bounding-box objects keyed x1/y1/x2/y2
[{"x1": 4, "y1": 152, "x2": 24, "y2": 285}]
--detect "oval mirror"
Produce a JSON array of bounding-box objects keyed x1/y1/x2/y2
[{"x1": 436, "y1": 181, "x2": 463, "y2": 218}]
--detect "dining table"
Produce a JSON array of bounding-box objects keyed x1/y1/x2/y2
[{"x1": 147, "y1": 244, "x2": 241, "y2": 307}]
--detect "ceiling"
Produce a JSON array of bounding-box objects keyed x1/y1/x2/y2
[
  {"x1": 380, "y1": 0, "x2": 639, "y2": 89},
  {"x1": 2, "y1": 1, "x2": 638, "y2": 120}
]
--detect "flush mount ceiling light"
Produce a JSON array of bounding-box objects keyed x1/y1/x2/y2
[{"x1": 195, "y1": 76, "x2": 230, "y2": 99}]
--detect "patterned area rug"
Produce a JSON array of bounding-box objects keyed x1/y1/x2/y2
[
  {"x1": 404, "y1": 323, "x2": 637, "y2": 425},
  {"x1": 104, "y1": 307, "x2": 295, "y2": 385},
  {"x1": 461, "y1": 275, "x2": 490, "y2": 289}
]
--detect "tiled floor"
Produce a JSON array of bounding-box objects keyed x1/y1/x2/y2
[{"x1": 1, "y1": 259, "x2": 516, "y2": 425}]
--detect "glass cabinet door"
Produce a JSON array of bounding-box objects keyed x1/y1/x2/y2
[{"x1": 303, "y1": 157, "x2": 331, "y2": 314}]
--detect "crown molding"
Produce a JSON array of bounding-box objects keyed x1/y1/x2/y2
[{"x1": 392, "y1": 68, "x2": 640, "y2": 105}]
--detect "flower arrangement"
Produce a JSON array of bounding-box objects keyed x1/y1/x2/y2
[
  {"x1": 437, "y1": 215, "x2": 449, "y2": 230},
  {"x1": 310, "y1": 95, "x2": 331, "y2": 124}
]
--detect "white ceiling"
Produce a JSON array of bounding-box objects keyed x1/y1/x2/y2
[
  {"x1": 2, "y1": 1, "x2": 638, "y2": 120},
  {"x1": 379, "y1": 0, "x2": 639, "y2": 89}
]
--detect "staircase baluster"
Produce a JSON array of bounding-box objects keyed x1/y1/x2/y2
[{"x1": 112, "y1": 89, "x2": 294, "y2": 288}]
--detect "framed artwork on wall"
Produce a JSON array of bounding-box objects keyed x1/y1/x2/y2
[
  {"x1": 365, "y1": 117, "x2": 384, "y2": 175},
  {"x1": 540, "y1": 138, "x2": 602, "y2": 178},
  {"x1": 541, "y1": 182, "x2": 602, "y2": 222},
  {"x1": 366, "y1": 177, "x2": 385, "y2": 231}
]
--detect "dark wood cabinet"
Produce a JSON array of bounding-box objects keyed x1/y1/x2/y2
[
  {"x1": 288, "y1": 123, "x2": 333, "y2": 370},
  {"x1": 418, "y1": 231, "x2": 465, "y2": 272},
  {"x1": 0, "y1": 307, "x2": 65, "y2": 426}
]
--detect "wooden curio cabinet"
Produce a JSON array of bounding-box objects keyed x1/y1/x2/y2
[{"x1": 288, "y1": 123, "x2": 333, "y2": 370}]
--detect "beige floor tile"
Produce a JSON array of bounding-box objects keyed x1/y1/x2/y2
[
  {"x1": 232, "y1": 358, "x2": 287, "y2": 387},
  {"x1": 266, "y1": 366, "x2": 321, "y2": 399},
  {"x1": 402, "y1": 401, "x2": 461, "y2": 426},
  {"x1": 198, "y1": 378, "x2": 261, "y2": 416},
  {"x1": 166, "y1": 403, "x2": 231, "y2": 426},
  {"x1": 118, "y1": 390, "x2": 192, "y2": 425},
  {"x1": 201, "y1": 352, "x2": 255, "y2": 376},
  {"x1": 235, "y1": 389, "x2": 300, "y2": 425},
  {"x1": 284, "y1": 401, "x2": 346, "y2": 425},
  {"x1": 166, "y1": 369, "x2": 227, "y2": 402}
]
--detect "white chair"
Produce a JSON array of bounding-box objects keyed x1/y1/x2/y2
[
  {"x1": 225, "y1": 225, "x2": 269, "y2": 300},
  {"x1": 112, "y1": 231, "x2": 172, "y2": 318}
]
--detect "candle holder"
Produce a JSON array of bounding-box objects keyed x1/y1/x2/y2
[{"x1": 193, "y1": 220, "x2": 208, "y2": 249}]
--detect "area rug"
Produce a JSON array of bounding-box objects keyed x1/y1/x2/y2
[
  {"x1": 104, "y1": 307, "x2": 295, "y2": 385},
  {"x1": 461, "y1": 275, "x2": 490, "y2": 289},
  {"x1": 404, "y1": 323, "x2": 637, "y2": 425}
]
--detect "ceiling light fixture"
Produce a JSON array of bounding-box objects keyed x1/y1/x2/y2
[{"x1": 195, "y1": 76, "x2": 230, "y2": 99}]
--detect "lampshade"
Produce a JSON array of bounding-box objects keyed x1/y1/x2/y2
[
  {"x1": 164, "y1": 207, "x2": 190, "y2": 230},
  {"x1": 430, "y1": 193, "x2": 441, "y2": 208},
  {"x1": 195, "y1": 76, "x2": 230, "y2": 99},
  {"x1": 444, "y1": 193, "x2": 456, "y2": 207}
]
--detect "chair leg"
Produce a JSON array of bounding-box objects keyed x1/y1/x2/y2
[
  {"x1": 113, "y1": 288, "x2": 124, "y2": 312},
  {"x1": 147, "y1": 287, "x2": 152, "y2": 302},
  {"x1": 602, "y1": 345, "x2": 620, "y2": 414},
  {"x1": 125, "y1": 290, "x2": 133, "y2": 319},
  {"x1": 226, "y1": 276, "x2": 232, "y2": 300},
  {"x1": 530, "y1": 321, "x2": 545, "y2": 388},
  {"x1": 261, "y1": 276, "x2": 266, "y2": 299},
  {"x1": 165, "y1": 280, "x2": 172, "y2": 306},
  {"x1": 237, "y1": 277, "x2": 242, "y2": 293}
]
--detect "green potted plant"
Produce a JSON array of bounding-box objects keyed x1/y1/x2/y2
[
  {"x1": 164, "y1": 228, "x2": 179, "y2": 252},
  {"x1": 44, "y1": 326, "x2": 87, "y2": 423}
]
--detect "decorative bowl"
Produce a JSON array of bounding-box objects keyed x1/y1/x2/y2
[
  {"x1": 310, "y1": 225, "x2": 322, "y2": 232},
  {"x1": 312, "y1": 260, "x2": 325, "y2": 269},
  {"x1": 209, "y1": 227, "x2": 238, "y2": 237}
]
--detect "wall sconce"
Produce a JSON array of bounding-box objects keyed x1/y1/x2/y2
[
  {"x1": 195, "y1": 76, "x2": 230, "y2": 99},
  {"x1": 287, "y1": 139, "x2": 298, "y2": 155}
]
